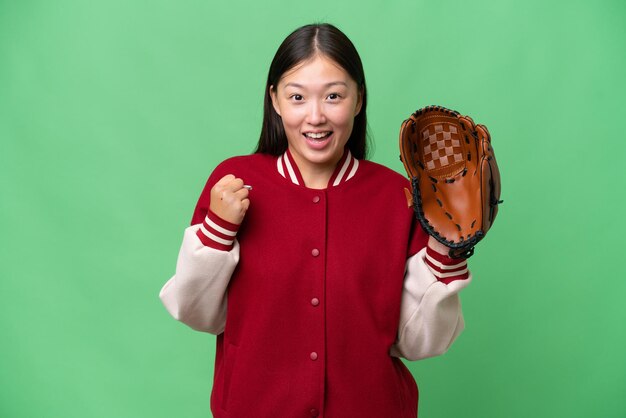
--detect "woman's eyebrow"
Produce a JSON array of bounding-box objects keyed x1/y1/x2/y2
[{"x1": 284, "y1": 81, "x2": 348, "y2": 88}]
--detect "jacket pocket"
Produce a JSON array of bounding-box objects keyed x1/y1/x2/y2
[{"x1": 221, "y1": 342, "x2": 239, "y2": 412}]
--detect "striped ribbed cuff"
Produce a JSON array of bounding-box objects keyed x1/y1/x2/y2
[
  {"x1": 196, "y1": 210, "x2": 240, "y2": 251},
  {"x1": 425, "y1": 246, "x2": 469, "y2": 284}
]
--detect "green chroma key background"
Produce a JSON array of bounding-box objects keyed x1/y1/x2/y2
[{"x1": 1, "y1": 0, "x2": 624, "y2": 417}]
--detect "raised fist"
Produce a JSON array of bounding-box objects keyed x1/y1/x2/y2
[{"x1": 209, "y1": 174, "x2": 250, "y2": 225}]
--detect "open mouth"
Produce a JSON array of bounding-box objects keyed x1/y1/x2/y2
[{"x1": 303, "y1": 131, "x2": 333, "y2": 140}]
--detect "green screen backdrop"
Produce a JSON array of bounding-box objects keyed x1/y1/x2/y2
[{"x1": 2, "y1": 0, "x2": 625, "y2": 417}]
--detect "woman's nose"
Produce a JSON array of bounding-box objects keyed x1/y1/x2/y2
[{"x1": 306, "y1": 102, "x2": 326, "y2": 125}]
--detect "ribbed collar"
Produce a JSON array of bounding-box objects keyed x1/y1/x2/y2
[{"x1": 276, "y1": 148, "x2": 360, "y2": 188}]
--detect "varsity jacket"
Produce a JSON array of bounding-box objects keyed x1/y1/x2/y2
[{"x1": 160, "y1": 149, "x2": 471, "y2": 418}]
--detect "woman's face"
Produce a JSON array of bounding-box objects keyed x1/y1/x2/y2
[{"x1": 270, "y1": 54, "x2": 362, "y2": 174}]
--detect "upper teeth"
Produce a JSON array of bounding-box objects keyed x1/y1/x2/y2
[{"x1": 305, "y1": 132, "x2": 330, "y2": 139}]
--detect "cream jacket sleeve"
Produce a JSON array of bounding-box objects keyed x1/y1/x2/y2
[
  {"x1": 390, "y1": 247, "x2": 472, "y2": 361},
  {"x1": 159, "y1": 225, "x2": 239, "y2": 335}
]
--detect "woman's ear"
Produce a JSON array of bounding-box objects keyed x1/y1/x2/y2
[
  {"x1": 269, "y1": 85, "x2": 281, "y2": 116},
  {"x1": 354, "y1": 86, "x2": 363, "y2": 117}
]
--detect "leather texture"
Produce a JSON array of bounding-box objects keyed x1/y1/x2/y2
[{"x1": 399, "y1": 105, "x2": 501, "y2": 258}]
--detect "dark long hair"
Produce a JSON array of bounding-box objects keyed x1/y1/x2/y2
[{"x1": 255, "y1": 23, "x2": 369, "y2": 159}]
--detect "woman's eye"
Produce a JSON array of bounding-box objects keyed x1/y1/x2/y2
[
  {"x1": 290, "y1": 94, "x2": 303, "y2": 101},
  {"x1": 328, "y1": 93, "x2": 340, "y2": 100}
]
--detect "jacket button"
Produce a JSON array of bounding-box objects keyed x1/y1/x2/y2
[
  {"x1": 311, "y1": 298, "x2": 320, "y2": 306},
  {"x1": 310, "y1": 352, "x2": 318, "y2": 361},
  {"x1": 311, "y1": 248, "x2": 320, "y2": 257},
  {"x1": 310, "y1": 408, "x2": 319, "y2": 417},
  {"x1": 312, "y1": 196, "x2": 320, "y2": 203}
]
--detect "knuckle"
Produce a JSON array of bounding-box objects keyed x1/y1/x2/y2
[{"x1": 217, "y1": 174, "x2": 232, "y2": 185}]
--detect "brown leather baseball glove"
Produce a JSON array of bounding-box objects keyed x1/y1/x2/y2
[{"x1": 399, "y1": 105, "x2": 502, "y2": 258}]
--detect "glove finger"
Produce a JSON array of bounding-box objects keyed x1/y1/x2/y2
[
  {"x1": 458, "y1": 115, "x2": 476, "y2": 132},
  {"x1": 475, "y1": 124, "x2": 490, "y2": 142},
  {"x1": 399, "y1": 118, "x2": 420, "y2": 179}
]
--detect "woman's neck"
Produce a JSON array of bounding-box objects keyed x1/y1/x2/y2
[
  {"x1": 301, "y1": 166, "x2": 334, "y2": 189},
  {"x1": 290, "y1": 151, "x2": 343, "y2": 190}
]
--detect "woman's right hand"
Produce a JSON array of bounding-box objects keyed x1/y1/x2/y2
[{"x1": 209, "y1": 174, "x2": 250, "y2": 225}]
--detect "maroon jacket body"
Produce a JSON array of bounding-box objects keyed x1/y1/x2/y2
[{"x1": 189, "y1": 151, "x2": 427, "y2": 417}]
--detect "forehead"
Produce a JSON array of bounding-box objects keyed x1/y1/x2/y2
[{"x1": 278, "y1": 55, "x2": 355, "y2": 88}]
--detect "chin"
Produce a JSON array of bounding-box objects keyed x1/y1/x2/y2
[{"x1": 307, "y1": 148, "x2": 343, "y2": 164}]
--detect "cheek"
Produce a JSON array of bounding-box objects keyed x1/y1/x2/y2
[
  {"x1": 280, "y1": 108, "x2": 304, "y2": 130},
  {"x1": 280, "y1": 112, "x2": 305, "y2": 144},
  {"x1": 329, "y1": 106, "x2": 357, "y2": 128}
]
